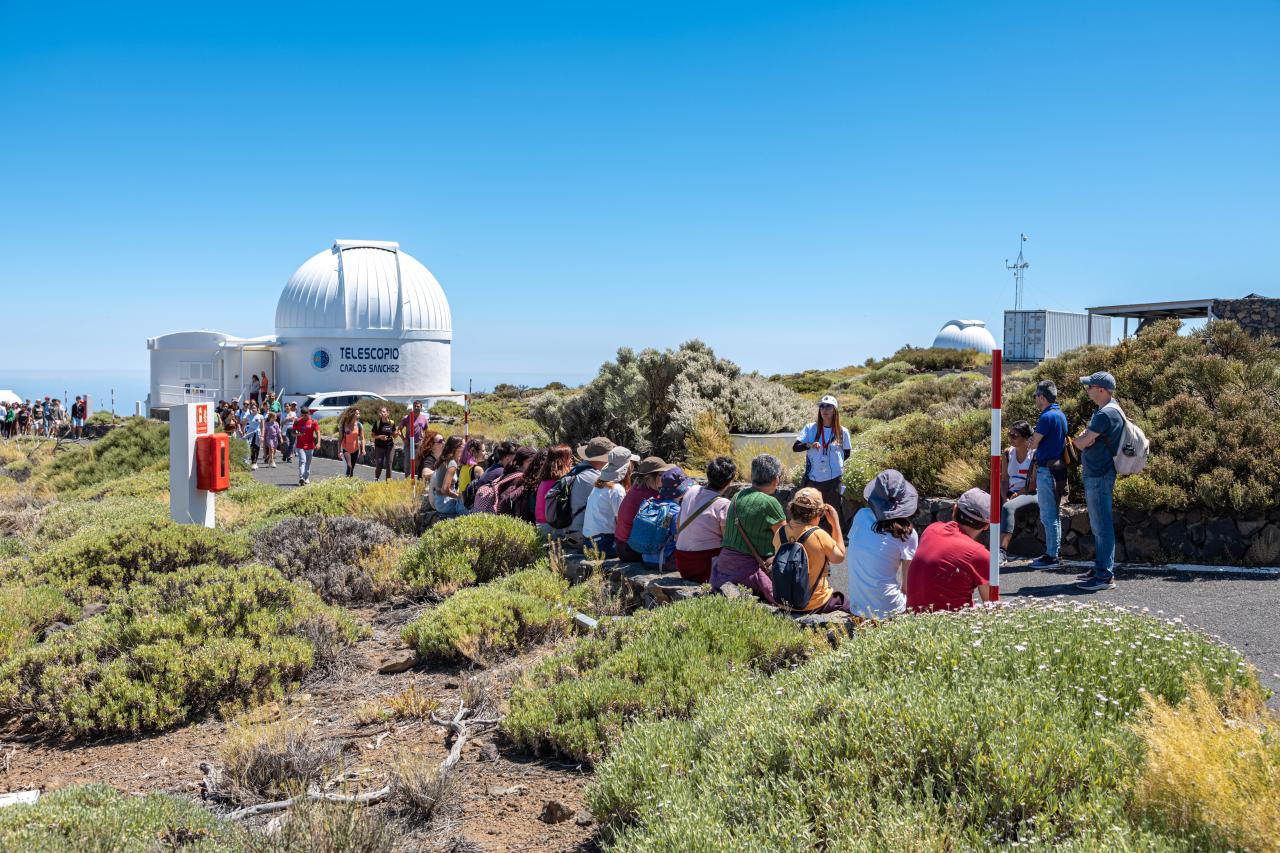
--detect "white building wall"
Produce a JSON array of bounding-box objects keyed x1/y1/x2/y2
[
  {"x1": 275, "y1": 337, "x2": 452, "y2": 401},
  {"x1": 148, "y1": 331, "x2": 233, "y2": 405}
]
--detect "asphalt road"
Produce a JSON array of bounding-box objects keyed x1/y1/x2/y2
[{"x1": 252, "y1": 459, "x2": 1280, "y2": 703}]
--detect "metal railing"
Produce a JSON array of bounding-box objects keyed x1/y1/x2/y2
[{"x1": 156, "y1": 384, "x2": 219, "y2": 406}]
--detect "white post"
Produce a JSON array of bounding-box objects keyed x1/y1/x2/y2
[
  {"x1": 169, "y1": 402, "x2": 216, "y2": 527},
  {"x1": 989, "y1": 349, "x2": 1003, "y2": 600}
]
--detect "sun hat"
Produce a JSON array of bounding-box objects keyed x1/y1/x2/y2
[
  {"x1": 1078, "y1": 371, "x2": 1116, "y2": 391},
  {"x1": 658, "y1": 468, "x2": 689, "y2": 500},
  {"x1": 596, "y1": 446, "x2": 633, "y2": 483},
  {"x1": 819, "y1": 395, "x2": 838, "y2": 408},
  {"x1": 863, "y1": 469, "x2": 919, "y2": 522},
  {"x1": 576, "y1": 436, "x2": 616, "y2": 462},
  {"x1": 635, "y1": 456, "x2": 672, "y2": 477},
  {"x1": 956, "y1": 488, "x2": 992, "y2": 525},
  {"x1": 789, "y1": 486, "x2": 825, "y2": 519}
]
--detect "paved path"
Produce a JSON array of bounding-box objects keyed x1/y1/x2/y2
[{"x1": 253, "y1": 460, "x2": 1279, "y2": 702}]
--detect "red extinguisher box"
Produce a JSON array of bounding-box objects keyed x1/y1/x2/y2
[{"x1": 196, "y1": 433, "x2": 231, "y2": 492}]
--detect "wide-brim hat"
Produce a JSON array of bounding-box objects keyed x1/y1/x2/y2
[
  {"x1": 576, "y1": 436, "x2": 617, "y2": 462},
  {"x1": 597, "y1": 446, "x2": 633, "y2": 483},
  {"x1": 658, "y1": 468, "x2": 689, "y2": 500},
  {"x1": 863, "y1": 469, "x2": 919, "y2": 522},
  {"x1": 635, "y1": 456, "x2": 672, "y2": 477}
]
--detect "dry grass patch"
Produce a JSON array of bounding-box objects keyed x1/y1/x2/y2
[
  {"x1": 220, "y1": 714, "x2": 341, "y2": 804},
  {"x1": 1133, "y1": 680, "x2": 1280, "y2": 851}
]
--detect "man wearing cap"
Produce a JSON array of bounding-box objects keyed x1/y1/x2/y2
[
  {"x1": 1025, "y1": 380, "x2": 1070, "y2": 569},
  {"x1": 793, "y1": 395, "x2": 852, "y2": 536},
  {"x1": 905, "y1": 488, "x2": 993, "y2": 612},
  {"x1": 1072, "y1": 371, "x2": 1124, "y2": 591},
  {"x1": 566, "y1": 436, "x2": 616, "y2": 546},
  {"x1": 615, "y1": 456, "x2": 671, "y2": 561}
]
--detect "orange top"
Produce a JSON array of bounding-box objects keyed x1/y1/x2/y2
[
  {"x1": 775, "y1": 521, "x2": 837, "y2": 611},
  {"x1": 341, "y1": 424, "x2": 362, "y2": 452}
]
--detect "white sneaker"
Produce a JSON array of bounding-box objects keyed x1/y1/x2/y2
[
  {"x1": 251, "y1": 463, "x2": 258, "y2": 470},
  {"x1": 270, "y1": 462, "x2": 277, "y2": 468}
]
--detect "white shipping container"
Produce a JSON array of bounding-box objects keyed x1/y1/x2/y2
[{"x1": 1003, "y1": 310, "x2": 1112, "y2": 362}]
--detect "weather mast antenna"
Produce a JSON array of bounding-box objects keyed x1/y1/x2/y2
[{"x1": 1005, "y1": 233, "x2": 1030, "y2": 310}]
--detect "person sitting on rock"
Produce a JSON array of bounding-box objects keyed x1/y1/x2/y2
[
  {"x1": 674, "y1": 456, "x2": 736, "y2": 583},
  {"x1": 711, "y1": 454, "x2": 788, "y2": 603},
  {"x1": 906, "y1": 488, "x2": 992, "y2": 612},
  {"x1": 998, "y1": 420, "x2": 1038, "y2": 565},
  {"x1": 615, "y1": 456, "x2": 671, "y2": 562},
  {"x1": 582, "y1": 446, "x2": 634, "y2": 558},
  {"x1": 846, "y1": 469, "x2": 919, "y2": 619},
  {"x1": 566, "y1": 436, "x2": 617, "y2": 547},
  {"x1": 773, "y1": 487, "x2": 848, "y2": 613}
]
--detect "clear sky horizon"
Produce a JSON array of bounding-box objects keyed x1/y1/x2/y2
[{"x1": 3, "y1": 1, "x2": 1277, "y2": 385}]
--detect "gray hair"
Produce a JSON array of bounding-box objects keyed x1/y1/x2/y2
[{"x1": 750, "y1": 453, "x2": 782, "y2": 487}]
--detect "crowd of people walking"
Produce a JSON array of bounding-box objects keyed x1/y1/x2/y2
[{"x1": 0, "y1": 395, "x2": 89, "y2": 439}]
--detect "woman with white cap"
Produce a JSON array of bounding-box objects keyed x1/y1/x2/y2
[
  {"x1": 845, "y1": 469, "x2": 920, "y2": 619},
  {"x1": 793, "y1": 394, "x2": 853, "y2": 536},
  {"x1": 582, "y1": 446, "x2": 634, "y2": 557}
]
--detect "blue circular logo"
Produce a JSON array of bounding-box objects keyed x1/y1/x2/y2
[{"x1": 312, "y1": 349, "x2": 330, "y2": 370}]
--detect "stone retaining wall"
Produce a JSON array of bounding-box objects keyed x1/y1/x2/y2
[{"x1": 1212, "y1": 296, "x2": 1280, "y2": 340}]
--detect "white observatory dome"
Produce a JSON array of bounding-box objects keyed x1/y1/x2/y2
[
  {"x1": 931, "y1": 319, "x2": 996, "y2": 354},
  {"x1": 275, "y1": 240, "x2": 451, "y2": 337}
]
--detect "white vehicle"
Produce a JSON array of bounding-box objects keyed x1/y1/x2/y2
[{"x1": 289, "y1": 391, "x2": 387, "y2": 420}]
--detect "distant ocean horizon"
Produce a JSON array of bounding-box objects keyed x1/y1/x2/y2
[{"x1": 0, "y1": 368, "x2": 592, "y2": 411}]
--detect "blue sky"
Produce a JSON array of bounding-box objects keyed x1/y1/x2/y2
[{"x1": 2, "y1": 0, "x2": 1277, "y2": 386}]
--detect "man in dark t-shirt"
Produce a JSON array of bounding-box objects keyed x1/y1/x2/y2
[
  {"x1": 1073, "y1": 371, "x2": 1125, "y2": 591},
  {"x1": 1026, "y1": 380, "x2": 1069, "y2": 569}
]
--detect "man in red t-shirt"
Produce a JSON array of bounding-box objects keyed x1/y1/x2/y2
[
  {"x1": 906, "y1": 488, "x2": 993, "y2": 613},
  {"x1": 293, "y1": 408, "x2": 320, "y2": 486}
]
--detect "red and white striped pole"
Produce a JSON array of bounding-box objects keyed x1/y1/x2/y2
[{"x1": 989, "y1": 348, "x2": 1003, "y2": 601}]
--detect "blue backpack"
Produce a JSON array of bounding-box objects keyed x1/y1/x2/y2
[
  {"x1": 628, "y1": 497, "x2": 680, "y2": 566},
  {"x1": 770, "y1": 526, "x2": 822, "y2": 610}
]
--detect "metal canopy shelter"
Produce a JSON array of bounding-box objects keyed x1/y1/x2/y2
[{"x1": 1086, "y1": 299, "x2": 1217, "y2": 338}]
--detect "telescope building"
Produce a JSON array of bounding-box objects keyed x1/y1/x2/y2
[{"x1": 147, "y1": 239, "x2": 456, "y2": 414}]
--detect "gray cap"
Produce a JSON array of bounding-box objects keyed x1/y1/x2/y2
[
  {"x1": 1078, "y1": 371, "x2": 1116, "y2": 391},
  {"x1": 1035, "y1": 380, "x2": 1058, "y2": 402},
  {"x1": 863, "y1": 469, "x2": 919, "y2": 522},
  {"x1": 955, "y1": 488, "x2": 991, "y2": 525}
]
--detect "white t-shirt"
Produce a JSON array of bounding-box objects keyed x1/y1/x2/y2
[
  {"x1": 845, "y1": 507, "x2": 918, "y2": 619},
  {"x1": 582, "y1": 482, "x2": 626, "y2": 539},
  {"x1": 1006, "y1": 447, "x2": 1032, "y2": 493},
  {"x1": 796, "y1": 422, "x2": 853, "y2": 483}
]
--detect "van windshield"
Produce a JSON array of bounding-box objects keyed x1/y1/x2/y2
[{"x1": 300, "y1": 396, "x2": 318, "y2": 410}]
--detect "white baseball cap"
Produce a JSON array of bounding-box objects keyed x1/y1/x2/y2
[{"x1": 819, "y1": 395, "x2": 839, "y2": 408}]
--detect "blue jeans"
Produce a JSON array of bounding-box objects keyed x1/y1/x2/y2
[
  {"x1": 434, "y1": 495, "x2": 466, "y2": 519},
  {"x1": 1083, "y1": 472, "x2": 1117, "y2": 579},
  {"x1": 1035, "y1": 467, "x2": 1062, "y2": 557},
  {"x1": 586, "y1": 534, "x2": 617, "y2": 558}
]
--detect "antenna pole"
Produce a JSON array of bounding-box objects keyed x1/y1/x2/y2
[{"x1": 1005, "y1": 233, "x2": 1030, "y2": 310}]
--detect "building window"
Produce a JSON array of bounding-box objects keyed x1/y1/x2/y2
[{"x1": 180, "y1": 361, "x2": 215, "y2": 381}]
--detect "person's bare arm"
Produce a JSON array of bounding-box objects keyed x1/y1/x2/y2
[
  {"x1": 824, "y1": 507, "x2": 846, "y2": 561},
  {"x1": 899, "y1": 559, "x2": 911, "y2": 590},
  {"x1": 1028, "y1": 431, "x2": 1043, "y2": 452},
  {"x1": 976, "y1": 584, "x2": 992, "y2": 602},
  {"x1": 1075, "y1": 430, "x2": 1099, "y2": 450}
]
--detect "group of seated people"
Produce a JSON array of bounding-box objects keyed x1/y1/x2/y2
[{"x1": 419, "y1": 418, "x2": 997, "y2": 617}]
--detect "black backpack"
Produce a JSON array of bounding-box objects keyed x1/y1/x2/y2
[
  {"x1": 770, "y1": 527, "x2": 823, "y2": 611},
  {"x1": 545, "y1": 468, "x2": 583, "y2": 530}
]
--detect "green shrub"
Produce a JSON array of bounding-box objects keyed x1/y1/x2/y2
[
  {"x1": 70, "y1": 469, "x2": 170, "y2": 501},
  {"x1": 253, "y1": 515, "x2": 398, "y2": 604},
  {"x1": 350, "y1": 478, "x2": 420, "y2": 535},
  {"x1": 854, "y1": 372, "x2": 987, "y2": 422},
  {"x1": 841, "y1": 410, "x2": 987, "y2": 499},
  {"x1": 430, "y1": 399, "x2": 464, "y2": 418},
  {"x1": 43, "y1": 418, "x2": 168, "y2": 492},
  {"x1": 589, "y1": 600, "x2": 1261, "y2": 850},
  {"x1": 529, "y1": 340, "x2": 806, "y2": 460},
  {"x1": 1114, "y1": 474, "x2": 1191, "y2": 512},
  {"x1": 399, "y1": 514, "x2": 543, "y2": 594},
  {"x1": 503, "y1": 596, "x2": 819, "y2": 764},
  {"x1": 0, "y1": 583, "x2": 75, "y2": 658},
  {"x1": 33, "y1": 518, "x2": 249, "y2": 602},
  {"x1": 0, "y1": 562, "x2": 359, "y2": 736},
  {"x1": 682, "y1": 409, "x2": 732, "y2": 469},
  {"x1": 0, "y1": 784, "x2": 248, "y2": 852},
  {"x1": 401, "y1": 564, "x2": 577, "y2": 664},
  {"x1": 259, "y1": 478, "x2": 368, "y2": 524},
  {"x1": 887, "y1": 345, "x2": 990, "y2": 372},
  {"x1": 32, "y1": 494, "x2": 168, "y2": 543}
]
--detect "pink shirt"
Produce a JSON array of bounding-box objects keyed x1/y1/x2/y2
[
  {"x1": 535, "y1": 479, "x2": 556, "y2": 525},
  {"x1": 675, "y1": 484, "x2": 730, "y2": 552}
]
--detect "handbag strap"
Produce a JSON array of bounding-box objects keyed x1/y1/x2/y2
[
  {"x1": 730, "y1": 494, "x2": 769, "y2": 571},
  {"x1": 677, "y1": 488, "x2": 720, "y2": 533}
]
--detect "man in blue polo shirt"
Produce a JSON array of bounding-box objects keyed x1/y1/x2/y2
[{"x1": 1025, "y1": 380, "x2": 1068, "y2": 569}]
